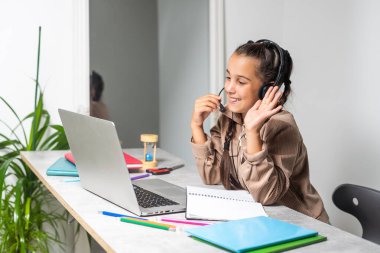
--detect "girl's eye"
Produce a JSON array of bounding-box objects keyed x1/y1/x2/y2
[
  {"x1": 238, "y1": 81, "x2": 246, "y2": 85},
  {"x1": 226, "y1": 76, "x2": 231, "y2": 81}
]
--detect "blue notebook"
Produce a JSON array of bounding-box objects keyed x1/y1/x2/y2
[
  {"x1": 186, "y1": 216, "x2": 318, "y2": 253},
  {"x1": 46, "y1": 157, "x2": 79, "y2": 177}
]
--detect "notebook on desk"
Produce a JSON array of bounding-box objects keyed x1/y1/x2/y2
[
  {"x1": 58, "y1": 109, "x2": 186, "y2": 216},
  {"x1": 65, "y1": 152, "x2": 142, "y2": 173},
  {"x1": 186, "y1": 186, "x2": 267, "y2": 220},
  {"x1": 186, "y1": 216, "x2": 320, "y2": 253},
  {"x1": 46, "y1": 151, "x2": 143, "y2": 176},
  {"x1": 192, "y1": 234, "x2": 326, "y2": 253},
  {"x1": 46, "y1": 157, "x2": 79, "y2": 176},
  {"x1": 65, "y1": 151, "x2": 142, "y2": 171}
]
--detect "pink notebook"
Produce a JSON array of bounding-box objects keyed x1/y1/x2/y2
[{"x1": 64, "y1": 152, "x2": 142, "y2": 171}]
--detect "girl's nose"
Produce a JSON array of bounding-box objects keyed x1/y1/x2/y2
[{"x1": 225, "y1": 80, "x2": 236, "y2": 93}]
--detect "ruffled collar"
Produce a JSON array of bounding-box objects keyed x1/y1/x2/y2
[{"x1": 220, "y1": 108, "x2": 244, "y2": 125}]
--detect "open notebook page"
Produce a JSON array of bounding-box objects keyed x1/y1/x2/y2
[{"x1": 186, "y1": 186, "x2": 267, "y2": 221}]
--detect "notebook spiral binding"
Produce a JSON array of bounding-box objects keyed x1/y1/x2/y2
[{"x1": 188, "y1": 192, "x2": 254, "y2": 203}]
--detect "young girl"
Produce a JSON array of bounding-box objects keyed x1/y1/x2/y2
[{"x1": 190, "y1": 40, "x2": 329, "y2": 223}]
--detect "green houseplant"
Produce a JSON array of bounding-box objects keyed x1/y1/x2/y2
[{"x1": 0, "y1": 27, "x2": 69, "y2": 252}]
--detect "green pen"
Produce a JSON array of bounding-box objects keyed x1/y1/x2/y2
[{"x1": 120, "y1": 217, "x2": 176, "y2": 232}]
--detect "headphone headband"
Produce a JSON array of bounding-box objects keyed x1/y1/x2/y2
[{"x1": 254, "y1": 39, "x2": 286, "y2": 87}]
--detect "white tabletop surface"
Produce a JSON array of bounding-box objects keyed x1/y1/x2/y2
[{"x1": 21, "y1": 150, "x2": 380, "y2": 253}]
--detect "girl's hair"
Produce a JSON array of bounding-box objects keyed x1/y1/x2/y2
[
  {"x1": 220, "y1": 119, "x2": 243, "y2": 190},
  {"x1": 90, "y1": 71, "x2": 104, "y2": 101},
  {"x1": 234, "y1": 40, "x2": 293, "y2": 105},
  {"x1": 220, "y1": 40, "x2": 293, "y2": 190}
]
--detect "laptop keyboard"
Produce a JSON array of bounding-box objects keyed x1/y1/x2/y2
[{"x1": 133, "y1": 185, "x2": 179, "y2": 208}]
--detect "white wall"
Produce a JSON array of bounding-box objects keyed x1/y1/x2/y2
[
  {"x1": 0, "y1": 0, "x2": 89, "y2": 135},
  {"x1": 0, "y1": 0, "x2": 89, "y2": 252},
  {"x1": 225, "y1": 0, "x2": 284, "y2": 55},
  {"x1": 158, "y1": 0, "x2": 209, "y2": 164},
  {"x1": 225, "y1": 0, "x2": 380, "y2": 237}
]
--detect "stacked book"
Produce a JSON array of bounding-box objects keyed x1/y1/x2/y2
[
  {"x1": 186, "y1": 216, "x2": 326, "y2": 253},
  {"x1": 46, "y1": 152, "x2": 142, "y2": 176}
]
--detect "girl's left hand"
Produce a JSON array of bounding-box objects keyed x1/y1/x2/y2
[{"x1": 244, "y1": 86, "x2": 283, "y2": 133}]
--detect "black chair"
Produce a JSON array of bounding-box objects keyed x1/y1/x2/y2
[{"x1": 332, "y1": 183, "x2": 380, "y2": 245}]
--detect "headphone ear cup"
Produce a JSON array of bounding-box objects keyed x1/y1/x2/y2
[{"x1": 258, "y1": 83, "x2": 270, "y2": 99}]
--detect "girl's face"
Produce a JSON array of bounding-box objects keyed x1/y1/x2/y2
[{"x1": 224, "y1": 53, "x2": 262, "y2": 116}]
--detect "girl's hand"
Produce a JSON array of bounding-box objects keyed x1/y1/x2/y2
[
  {"x1": 191, "y1": 94, "x2": 221, "y2": 128},
  {"x1": 244, "y1": 86, "x2": 283, "y2": 133}
]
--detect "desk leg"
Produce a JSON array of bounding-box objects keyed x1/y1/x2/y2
[
  {"x1": 65, "y1": 215, "x2": 76, "y2": 253},
  {"x1": 90, "y1": 239, "x2": 106, "y2": 253},
  {"x1": 65, "y1": 213, "x2": 105, "y2": 253}
]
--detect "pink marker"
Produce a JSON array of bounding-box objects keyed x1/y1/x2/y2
[{"x1": 160, "y1": 218, "x2": 210, "y2": 226}]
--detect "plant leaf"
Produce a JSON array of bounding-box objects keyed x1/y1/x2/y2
[
  {"x1": 0, "y1": 96, "x2": 28, "y2": 143},
  {"x1": 0, "y1": 26, "x2": 69, "y2": 252}
]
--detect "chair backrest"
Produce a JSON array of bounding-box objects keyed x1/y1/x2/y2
[{"x1": 332, "y1": 183, "x2": 380, "y2": 244}]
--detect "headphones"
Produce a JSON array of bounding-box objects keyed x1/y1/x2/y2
[
  {"x1": 255, "y1": 39, "x2": 287, "y2": 100},
  {"x1": 219, "y1": 39, "x2": 289, "y2": 113}
]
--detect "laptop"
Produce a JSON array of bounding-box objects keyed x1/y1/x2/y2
[{"x1": 58, "y1": 109, "x2": 186, "y2": 216}]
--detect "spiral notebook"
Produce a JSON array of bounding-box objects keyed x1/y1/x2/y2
[{"x1": 186, "y1": 186, "x2": 267, "y2": 221}]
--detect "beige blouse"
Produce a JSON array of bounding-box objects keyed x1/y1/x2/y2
[{"x1": 191, "y1": 109, "x2": 329, "y2": 223}]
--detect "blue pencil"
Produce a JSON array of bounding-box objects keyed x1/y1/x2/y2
[{"x1": 98, "y1": 211, "x2": 147, "y2": 220}]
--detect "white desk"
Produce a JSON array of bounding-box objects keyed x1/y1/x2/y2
[{"x1": 21, "y1": 150, "x2": 380, "y2": 253}]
